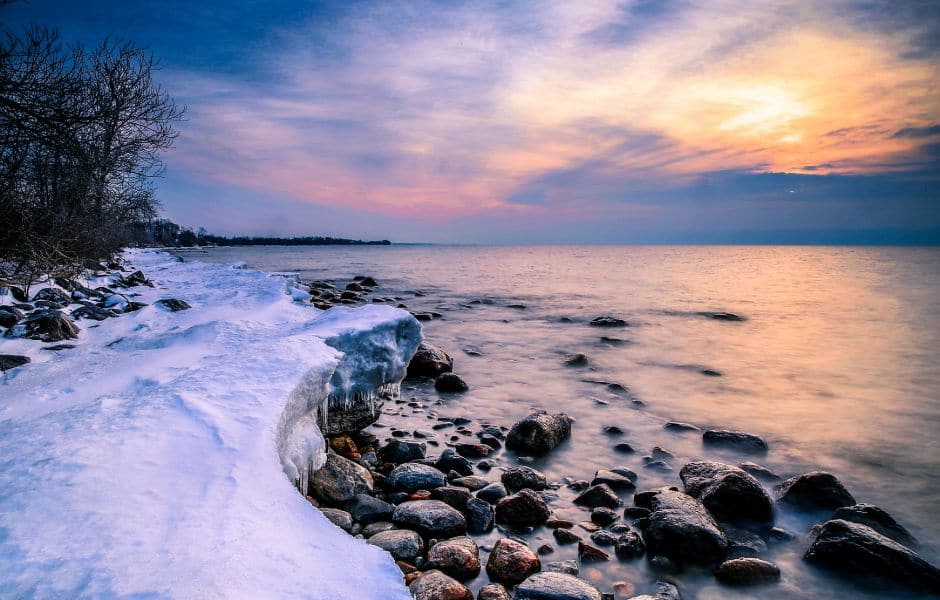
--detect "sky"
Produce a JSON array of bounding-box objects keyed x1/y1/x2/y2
[{"x1": 3, "y1": 0, "x2": 939, "y2": 243}]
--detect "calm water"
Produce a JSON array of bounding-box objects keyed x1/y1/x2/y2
[{"x1": 185, "y1": 245, "x2": 940, "y2": 599}]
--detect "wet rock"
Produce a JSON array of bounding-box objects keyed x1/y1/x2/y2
[
  {"x1": 309, "y1": 453, "x2": 373, "y2": 505},
  {"x1": 367, "y1": 528, "x2": 424, "y2": 560},
  {"x1": 502, "y1": 465, "x2": 548, "y2": 493},
  {"x1": 465, "y1": 497, "x2": 495, "y2": 533},
  {"x1": 679, "y1": 461, "x2": 773, "y2": 523},
  {"x1": 578, "y1": 541, "x2": 610, "y2": 562},
  {"x1": 427, "y1": 536, "x2": 481, "y2": 580},
  {"x1": 515, "y1": 572, "x2": 603, "y2": 600},
  {"x1": 723, "y1": 525, "x2": 768, "y2": 558},
  {"x1": 554, "y1": 528, "x2": 582, "y2": 547},
  {"x1": 831, "y1": 503, "x2": 917, "y2": 547},
  {"x1": 436, "y1": 372, "x2": 469, "y2": 393},
  {"x1": 506, "y1": 411, "x2": 573, "y2": 455},
  {"x1": 629, "y1": 581, "x2": 680, "y2": 600},
  {"x1": 4, "y1": 309, "x2": 78, "y2": 342},
  {"x1": 478, "y1": 434, "x2": 502, "y2": 450},
  {"x1": 359, "y1": 276, "x2": 378, "y2": 287},
  {"x1": 642, "y1": 489, "x2": 729, "y2": 565},
  {"x1": 0, "y1": 354, "x2": 30, "y2": 371},
  {"x1": 5, "y1": 286, "x2": 28, "y2": 302},
  {"x1": 589, "y1": 316, "x2": 628, "y2": 327},
  {"x1": 321, "y1": 400, "x2": 383, "y2": 435},
  {"x1": 804, "y1": 519, "x2": 940, "y2": 593},
  {"x1": 408, "y1": 341, "x2": 454, "y2": 377},
  {"x1": 591, "y1": 507, "x2": 619, "y2": 526},
  {"x1": 455, "y1": 443, "x2": 492, "y2": 458},
  {"x1": 613, "y1": 443, "x2": 635, "y2": 454},
  {"x1": 702, "y1": 430, "x2": 768, "y2": 453},
  {"x1": 477, "y1": 583, "x2": 512, "y2": 600},
  {"x1": 738, "y1": 461, "x2": 780, "y2": 481},
  {"x1": 346, "y1": 494, "x2": 394, "y2": 525},
  {"x1": 0, "y1": 306, "x2": 23, "y2": 328},
  {"x1": 700, "y1": 368, "x2": 722, "y2": 377},
  {"x1": 155, "y1": 298, "x2": 191, "y2": 312},
  {"x1": 575, "y1": 484, "x2": 623, "y2": 509},
  {"x1": 362, "y1": 521, "x2": 396, "y2": 537},
  {"x1": 775, "y1": 471, "x2": 855, "y2": 511},
  {"x1": 485, "y1": 538, "x2": 541, "y2": 586},
  {"x1": 545, "y1": 560, "x2": 579, "y2": 575},
  {"x1": 409, "y1": 569, "x2": 473, "y2": 600},
  {"x1": 623, "y1": 506, "x2": 651, "y2": 520},
  {"x1": 664, "y1": 422, "x2": 699, "y2": 432},
  {"x1": 392, "y1": 500, "x2": 467, "y2": 538},
  {"x1": 452, "y1": 475, "x2": 489, "y2": 491},
  {"x1": 378, "y1": 439, "x2": 426, "y2": 463},
  {"x1": 707, "y1": 312, "x2": 744, "y2": 321},
  {"x1": 592, "y1": 470, "x2": 636, "y2": 492},
  {"x1": 346, "y1": 282, "x2": 366, "y2": 292},
  {"x1": 319, "y1": 507, "x2": 353, "y2": 531},
  {"x1": 589, "y1": 530, "x2": 618, "y2": 546},
  {"x1": 432, "y1": 486, "x2": 473, "y2": 511},
  {"x1": 436, "y1": 449, "x2": 474, "y2": 477},
  {"x1": 564, "y1": 353, "x2": 589, "y2": 367},
  {"x1": 614, "y1": 531, "x2": 645, "y2": 560},
  {"x1": 714, "y1": 557, "x2": 780, "y2": 586},
  {"x1": 495, "y1": 489, "x2": 551, "y2": 528},
  {"x1": 388, "y1": 463, "x2": 447, "y2": 492}
]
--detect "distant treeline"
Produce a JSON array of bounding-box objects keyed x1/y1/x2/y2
[{"x1": 129, "y1": 219, "x2": 390, "y2": 247}]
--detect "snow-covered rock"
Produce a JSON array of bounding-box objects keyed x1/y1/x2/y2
[{"x1": 0, "y1": 249, "x2": 420, "y2": 599}]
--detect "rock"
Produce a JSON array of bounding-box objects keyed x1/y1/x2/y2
[
  {"x1": 578, "y1": 541, "x2": 610, "y2": 562},
  {"x1": 452, "y1": 475, "x2": 489, "y2": 491},
  {"x1": 478, "y1": 434, "x2": 502, "y2": 450},
  {"x1": 477, "y1": 482, "x2": 508, "y2": 504},
  {"x1": 4, "y1": 309, "x2": 79, "y2": 342},
  {"x1": 455, "y1": 443, "x2": 491, "y2": 458},
  {"x1": 664, "y1": 422, "x2": 699, "y2": 432},
  {"x1": 465, "y1": 497, "x2": 495, "y2": 533},
  {"x1": 70, "y1": 305, "x2": 113, "y2": 321},
  {"x1": 564, "y1": 353, "x2": 589, "y2": 366},
  {"x1": 155, "y1": 298, "x2": 191, "y2": 311},
  {"x1": 346, "y1": 494, "x2": 393, "y2": 525},
  {"x1": 319, "y1": 507, "x2": 353, "y2": 531},
  {"x1": 702, "y1": 430, "x2": 768, "y2": 453},
  {"x1": 679, "y1": 461, "x2": 773, "y2": 523},
  {"x1": 708, "y1": 312, "x2": 744, "y2": 321},
  {"x1": 0, "y1": 306, "x2": 23, "y2": 328},
  {"x1": 408, "y1": 341, "x2": 454, "y2": 377},
  {"x1": 574, "y1": 484, "x2": 622, "y2": 509},
  {"x1": 738, "y1": 461, "x2": 780, "y2": 481},
  {"x1": 613, "y1": 443, "x2": 635, "y2": 454},
  {"x1": 321, "y1": 400, "x2": 383, "y2": 435},
  {"x1": 592, "y1": 470, "x2": 636, "y2": 492},
  {"x1": 358, "y1": 276, "x2": 378, "y2": 287},
  {"x1": 642, "y1": 489, "x2": 729, "y2": 565},
  {"x1": 495, "y1": 489, "x2": 551, "y2": 528},
  {"x1": 308, "y1": 453, "x2": 373, "y2": 505},
  {"x1": 804, "y1": 519, "x2": 940, "y2": 593},
  {"x1": 32, "y1": 287, "x2": 71, "y2": 307},
  {"x1": 477, "y1": 583, "x2": 512, "y2": 600},
  {"x1": 589, "y1": 316, "x2": 627, "y2": 327},
  {"x1": 362, "y1": 521, "x2": 396, "y2": 537},
  {"x1": 0, "y1": 354, "x2": 31, "y2": 371},
  {"x1": 714, "y1": 557, "x2": 780, "y2": 586},
  {"x1": 432, "y1": 486, "x2": 473, "y2": 511},
  {"x1": 408, "y1": 569, "x2": 473, "y2": 600},
  {"x1": 629, "y1": 582, "x2": 680, "y2": 600},
  {"x1": 554, "y1": 528, "x2": 581, "y2": 544},
  {"x1": 485, "y1": 538, "x2": 541, "y2": 586},
  {"x1": 346, "y1": 282, "x2": 366, "y2": 292},
  {"x1": 388, "y1": 463, "x2": 447, "y2": 492},
  {"x1": 436, "y1": 449, "x2": 474, "y2": 476},
  {"x1": 392, "y1": 500, "x2": 467, "y2": 538},
  {"x1": 515, "y1": 572, "x2": 603, "y2": 600},
  {"x1": 378, "y1": 439, "x2": 426, "y2": 463},
  {"x1": 589, "y1": 530, "x2": 618, "y2": 546},
  {"x1": 506, "y1": 411, "x2": 573, "y2": 455},
  {"x1": 545, "y1": 560, "x2": 579, "y2": 575},
  {"x1": 590, "y1": 507, "x2": 618, "y2": 526},
  {"x1": 367, "y1": 528, "x2": 424, "y2": 560},
  {"x1": 502, "y1": 465, "x2": 548, "y2": 493},
  {"x1": 436, "y1": 372, "x2": 469, "y2": 393},
  {"x1": 775, "y1": 471, "x2": 855, "y2": 511},
  {"x1": 832, "y1": 504, "x2": 917, "y2": 547},
  {"x1": 427, "y1": 536, "x2": 481, "y2": 580},
  {"x1": 5, "y1": 286, "x2": 28, "y2": 302},
  {"x1": 614, "y1": 531, "x2": 645, "y2": 559},
  {"x1": 122, "y1": 270, "x2": 152, "y2": 287}
]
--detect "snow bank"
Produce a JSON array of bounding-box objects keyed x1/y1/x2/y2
[{"x1": 0, "y1": 249, "x2": 420, "y2": 599}]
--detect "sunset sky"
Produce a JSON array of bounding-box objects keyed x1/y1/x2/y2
[{"x1": 5, "y1": 1, "x2": 939, "y2": 243}]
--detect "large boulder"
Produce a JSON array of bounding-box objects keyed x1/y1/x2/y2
[
  {"x1": 679, "y1": 461, "x2": 773, "y2": 523},
  {"x1": 506, "y1": 411, "x2": 572, "y2": 455},
  {"x1": 392, "y1": 500, "x2": 467, "y2": 538},
  {"x1": 4, "y1": 310, "x2": 78, "y2": 342},
  {"x1": 642, "y1": 489, "x2": 729, "y2": 565},
  {"x1": 407, "y1": 341, "x2": 454, "y2": 377},
  {"x1": 514, "y1": 572, "x2": 602, "y2": 600},
  {"x1": 804, "y1": 519, "x2": 940, "y2": 593},
  {"x1": 426, "y1": 536, "x2": 481, "y2": 581},
  {"x1": 702, "y1": 430, "x2": 768, "y2": 453},
  {"x1": 495, "y1": 489, "x2": 551, "y2": 529},
  {"x1": 408, "y1": 570, "x2": 473, "y2": 600},
  {"x1": 367, "y1": 529, "x2": 424, "y2": 560},
  {"x1": 775, "y1": 471, "x2": 855, "y2": 511},
  {"x1": 388, "y1": 463, "x2": 447, "y2": 492},
  {"x1": 485, "y1": 538, "x2": 541, "y2": 586},
  {"x1": 831, "y1": 503, "x2": 917, "y2": 547},
  {"x1": 308, "y1": 453, "x2": 373, "y2": 505}
]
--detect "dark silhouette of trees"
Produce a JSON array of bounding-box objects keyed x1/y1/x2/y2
[{"x1": 0, "y1": 25, "x2": 183, "y2": 284}]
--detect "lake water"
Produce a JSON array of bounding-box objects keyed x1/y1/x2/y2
[{"x1": 183, "y1": 245, "x2": 940, "y2": 599}]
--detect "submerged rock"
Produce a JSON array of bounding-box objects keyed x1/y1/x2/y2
[
  {"x1": 4, "y1": 310, "x2": 79, "y2": 342},
  {"x1": 591, "y1": 470, "x2": 636, "y2": 492},
  {"x1": 506, "y1": 411, "x2": 573, "y2": 455},
  {"x1": 614, "y1": 531, "x2": 645, "y2": 560},
  {"x1": 831, "y1": 503, "x2": 917, "y2": 547},
  {"x1": 435, "y1": 372, "x2": 469, "y2": 393},
  {"x1": 642, "y1": 489, "x2": 729, "y2": 565},
  {"x1": 589, "y1": 316, "x2": 627, "y2": 327},
  {"x1": 804, "y1": 519, "x2": 940, "y2": 593},
  {"x1": 679, "y1": 461, "x2": 773, "y2": 523},
  {"x1": 392, "y1": 500, "x2": 467, "y2": 538},
  {"x1": 407, "y1": 341, "x2": 454, "y2": 377},
  {"x1": 515, "y1": 572, "x2": 602, "y2": 600},
  {"x1": 308, "y1": 453, "x2": 373, "y2": 505},
  {"x1": 408, "y1": 569, "x2": 473, "y2": 600},
  {"x1": 702, "y1": 429, "x2": 768, "y2": 453},
  {"x1": 714, "y1": 557, "x2": 780, "y2": 586},
  {"x1": 485, "y1": 538, "x2": 541, "y2": 586},
  {"x1": 775, "y1": 471, "x2": 855, "y2": 511},
  {"x1": 426, "y1": 536, "x2": 481, "y2": 581}
]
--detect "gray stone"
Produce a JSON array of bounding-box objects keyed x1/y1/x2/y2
[
  {"x1": 388, "y1": 463, "x2": 447, "y2": 492},
  {"x1": 392, "y1": 500, "x2": 467, "y2": 538},
  {"x1": 775, "y1": 471, "x2": 855, "y2": 511},
  {"x1": 319, "y1": 508, "x2": 353, "y2": 531},
  {"x1": 308, "y1": 453, "x2": 373, "y2": 505},
  {"x1": 679, "y1": 461, "x2": 773, "y2": 523},
  {"x1": 502, "y1": 465, "x2": 548, "y2": 493},
  {"x1": 702, "y1": 430, "x2": 767, "y2": 453},
  {"x1": 506, "y1": 411, "x2": 573, "y2": 455},
  {"x1": 832, "y1": 503, "x2": 917, "y2": 547},
  {"x1": 642, "y1": 489, "x2": 728, "y2": 565},
  {"x1": 407, "y1": 341, "x2": 454, "y2": 377},
  {"x1": 714, "y1": 557, "x2": 781, "y2": 586},
  {"x1": 367, "y1": 528, "x2": 424, "y2": 560},
  {"x1": 427, "y1": 536, "x2": 481, "y2": 581},
  {"x1": 515, "y1": 572, "x2": 602, "y2": 600}
]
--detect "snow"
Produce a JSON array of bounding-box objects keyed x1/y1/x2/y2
[{"x1": 0, "y1": 249, "x2": 421, "y2": 599}]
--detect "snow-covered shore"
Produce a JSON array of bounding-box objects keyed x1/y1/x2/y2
[{"x1": 0, "y1": 249, "x2": 419, "y2": 599}]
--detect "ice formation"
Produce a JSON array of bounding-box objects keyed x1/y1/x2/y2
[{"x1": 0, "y1": 250, "x2": 419, "y2": 599}]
